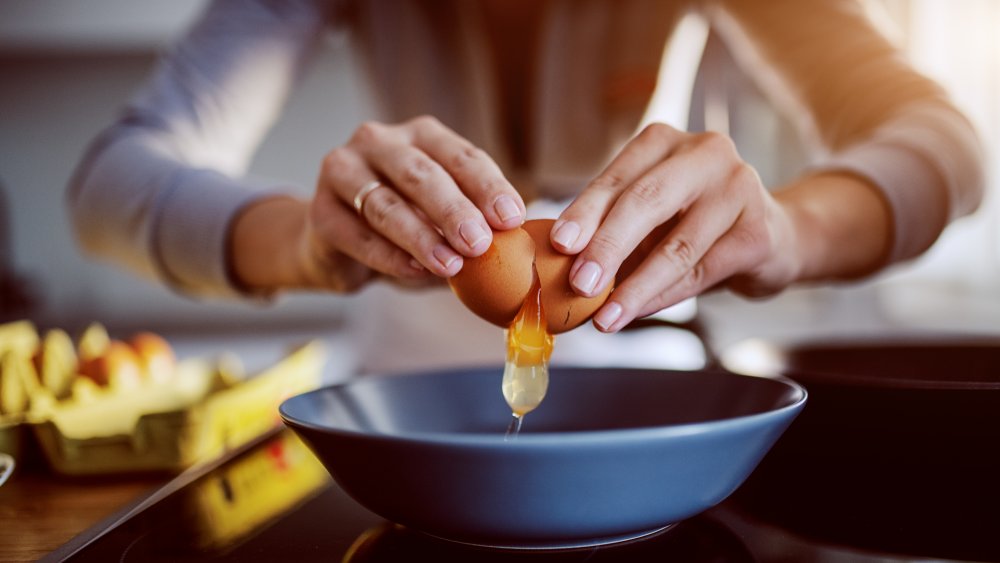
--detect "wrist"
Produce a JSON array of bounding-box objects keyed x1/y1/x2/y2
[
  {"x1": 775, "y1": 172, "x2": 893, "y2": 283},
  {"x1": 227, "y1": 195, "x2": 310, "y2": 294}
]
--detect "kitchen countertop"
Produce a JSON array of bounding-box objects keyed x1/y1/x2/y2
[{"x1": 0, "y1": 471, "x2": 163, "y2": 562}]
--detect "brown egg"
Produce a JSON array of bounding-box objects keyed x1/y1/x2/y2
[
  {"x1": 79, "y1": 340, "x2": 142, "y2": 388},
  {"x1": 449, "y1": 219, "x2": 612, "y2": 334},
  {"x1": 130, "y1": 332, "x2": 176, "y2": 383}
]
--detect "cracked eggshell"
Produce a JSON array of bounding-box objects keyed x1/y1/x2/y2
[
  {"x1": 522, "y1": 219, "x2": 612, "y2": 334},
  {"x1": 449, "y1": 219, "x2": 612, "y2": 334}
]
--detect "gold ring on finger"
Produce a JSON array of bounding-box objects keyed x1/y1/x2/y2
[{"x1": 353, "y1": 180, "x2": 387, "y2": 215}]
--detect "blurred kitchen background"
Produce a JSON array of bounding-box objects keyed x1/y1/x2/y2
[{"x1": 1, "y1": 0, "x2": 998, "y2": 362}]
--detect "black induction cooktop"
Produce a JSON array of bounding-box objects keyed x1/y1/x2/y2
[{"x1": 42, "y1": 429, "x2": 992, "y2": 563}]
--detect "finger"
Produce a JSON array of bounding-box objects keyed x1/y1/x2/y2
[
  {"x1": 596, "y1": 162, "x2": 765, "y2": 332},
  {"x1": 362, "y1": 141, "x2": 493, "y2": 257},
  {"x1": 591, "y1": 192, "x2": 745, "y2": 332},
  {"x1": 359, "y1": 180, "x2": 466, "y2": 277},
  {"x1": 319, "y1": 147, "x2": 464, "y2": 277},
  {"x1": 551, "y1": 123, "x2": 687, "y2": 255},
  {"x1": 408, "y1": 116, "x2": 526, "y2": 229},
  {"x1": 642, "y1": 222, "x2": 769, "y2": 317},
  {"x1": 567, "y1": 141, "x2": 735, "y2": 298},
  {"x1": 643, "y1": 170, "x2": 784, "y2": 308},
  {"x1": 309, "y1": 190, "x2": 428, "y2": 282}
]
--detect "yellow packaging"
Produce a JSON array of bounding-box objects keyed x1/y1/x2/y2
[{"x1": 31, "y1": 341, "x2": 326, "y2": 475}]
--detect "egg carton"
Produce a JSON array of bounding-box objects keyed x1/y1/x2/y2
[{"x1": 0, "y1": 320, "x2": 326, "y2": 475}]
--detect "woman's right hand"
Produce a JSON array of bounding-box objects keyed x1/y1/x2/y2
[{"x1": 230, "y1": 116, "x2": 526, "y2": 294}]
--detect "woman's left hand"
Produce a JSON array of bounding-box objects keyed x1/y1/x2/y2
[{"x1": 549, "y1": 122, "x2": 803, "y2": 333}]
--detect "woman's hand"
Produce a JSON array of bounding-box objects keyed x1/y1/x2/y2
[
  {"x1": 549, "y1": 122, "x2": 891, "y2": 333},
  {"x1": 230, "y1": 115, "x2": 526, "y2": 294}
]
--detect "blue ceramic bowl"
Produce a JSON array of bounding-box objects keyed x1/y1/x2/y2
[{"x1": 280, "y1": 367, "x2": 805, "y2": 549}]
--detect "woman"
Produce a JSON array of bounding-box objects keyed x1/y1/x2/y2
[{"x1": 68, "y1": 0, "x2": 983, "y2": 373}]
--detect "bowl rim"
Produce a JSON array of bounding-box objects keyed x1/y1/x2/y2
[{"x1": 279, "y1": 366, "x2": 808, "y2": 448}]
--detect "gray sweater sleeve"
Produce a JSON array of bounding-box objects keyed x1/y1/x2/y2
[
  {"x1": 67, "y1": 0, "x2": 331, "y2": 297},
  {"x1": 710, "y1": 0, "x2": 984, "y2": 263}
]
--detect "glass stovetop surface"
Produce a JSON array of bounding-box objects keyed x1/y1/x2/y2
[{"x1": 51, "y1": 429, "x2": 993, "y2": 563}]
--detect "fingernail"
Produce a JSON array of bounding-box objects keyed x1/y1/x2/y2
[
  {"x1": 551, "y1": 220, "x2": 581, "y2": 250},
  {"x1": 572, "y1": 261, "x2": 602, "y2": 295},
  {"x1": 459, "y1": 221, "x2": 491, "y2": 252},
  {"x1": 594, "y1": 302, "x2": 623, "y2": 332},
  {"x1": 494, "y1": 196, "x2": 522, "y2": 223},
  {"x1": 433, "y1": 244, "x2": 462, "y2": 273}
]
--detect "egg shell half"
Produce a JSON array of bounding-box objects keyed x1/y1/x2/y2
[
  {"x1": 521, "y1": 219, "x2": 613, "y2": 334},
  {"x1": 448, "y1": 226, "x2": 535, "y2": 327}
]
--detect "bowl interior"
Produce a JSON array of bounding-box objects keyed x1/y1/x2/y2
[{"x1": 282, "y1": 367, "x2": 804, "y2": 438}]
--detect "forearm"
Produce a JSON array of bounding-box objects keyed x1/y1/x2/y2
[{"x1": 776, "y1": 172, "x2": 892, "y2": 283}]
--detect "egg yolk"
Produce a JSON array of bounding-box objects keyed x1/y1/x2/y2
[{"x1": 501, "y1": 271, "x2": 554, "y2": 418}]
